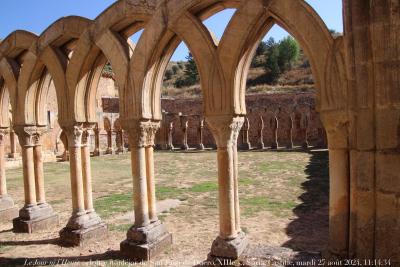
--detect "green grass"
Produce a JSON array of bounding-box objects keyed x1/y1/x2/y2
[
  {"x1": 94, "y1": 193, "x2": 132, "y2": 218},
  {"x1": 189, "y1": 181, "x2": 218, "y2": 192},
  {"x1": 156, "y1": 186, "x2": 186, "y2": 200},
  {"x1": 241, "y1": 196, "x2": 298, "y2": 217}
]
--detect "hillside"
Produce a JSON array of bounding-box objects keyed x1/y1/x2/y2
[{"x1": 161, "y1": 49, "x2": 315, "y2": 98}]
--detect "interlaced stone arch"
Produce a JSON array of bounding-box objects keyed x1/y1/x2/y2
[
  {"x1": 0, "y1": 0, "x2": 396, "y2": 262},
  {"x1": 66, "y1": 0, "x2": 156, "y2": 124}
]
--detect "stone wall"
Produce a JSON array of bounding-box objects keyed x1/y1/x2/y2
[{"x1": 103, "y1": 92, "x2": 327, "y2": 149}]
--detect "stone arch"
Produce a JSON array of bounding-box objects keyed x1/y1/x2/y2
[
  {"x1": 66, "y1": 0, "x2": 156, "y2": 124},
  {"x1": 0, "y1": 30, "x2": 38, "y2": 126},
  {"x1": 16, "y1": 16, "x2": 92, "y2": 126}
]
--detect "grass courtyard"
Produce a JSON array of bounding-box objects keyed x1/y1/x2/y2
[{"x1": 0, "y1": 150, "x2": 329, "y2": 266}]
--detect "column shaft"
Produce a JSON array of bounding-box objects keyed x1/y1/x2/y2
[
  {"x1": 131, "y1": 146, "x2": 150, "y2": 227},
  {"x1": 146, "y1": 146, "x2": 157, "y2": 222},
  {"x1": 69, "y1": 143, "x2": 85, "y2": 214},
  {"x1": 33, "y1": 144, "x2": 45, "y2": 204},
  {"x1": 0, "y1": 135, "x2": 6, "y2": 196},
  {"x1": 81, "y1": 140, "x2": 94, "y2": 211},
  {"x1": 22, "y1": 146, "x2": 36, "y2": 206}
]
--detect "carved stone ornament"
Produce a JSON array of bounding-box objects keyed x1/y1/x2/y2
[
  {"x1": 14, "y1": 126, "x2": 47, "y2": 147},
  {"x1": 123, "y1": 120, "x2": 161, "y2": 148},
  {"x1": 206, "y1": 116, "x2": 244, "y2": 148},
  {"x1": 62, "y1": 124, "x2": 84, "y2": 148}
]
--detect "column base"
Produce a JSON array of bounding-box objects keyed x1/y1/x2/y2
[
  {"x1": 120, "y1": 220, "x2": 172, "y2": 261},
  {"x1": 271, "y1": 143, "x2": 278, "y2": 149},
  {"x1": 60, "y1": 222, "x2": 107, "y2": 247},
  {"x1": 181, "y1": 145, "x2": 189, "y2": 150},
  {"x1": 197, "y1": 144, "x2": 205, "y2": 150},
  {"x1": 0, "y1": 206, "x2": 19, "y2": 222},
  {"x1": 302, "y1": 142, "x2": 309, "y2": 149},
  {"x1": 105, "y1": 148, "x2": 114, "y2": 155},
  {"x1": 13, "y1": 212, "x2": 59, "y2": 233},
  {"x1": 209, "y1": 232, "x2": 248, "y2": 260},
  {"x1": 240, "y1": 143, "x2": 252, "y2": 150}
]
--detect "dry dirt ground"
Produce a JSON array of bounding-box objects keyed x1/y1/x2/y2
[{"x1": 0, "y1": 149, "x2": 329, "y2": 267}]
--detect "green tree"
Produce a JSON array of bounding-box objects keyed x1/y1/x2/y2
[
  {"x1": 184, "y1": 53, "x2": 199, "y2": 84},
  {"x1": 264, "y1": 41, "x2": 281, "y2": 84},
  {"x1": 277, "y1": 36, "x2": 299, "y2": 72},
  {"x1": 164, "y1": 69, "x2": 173, "y2": 80}
]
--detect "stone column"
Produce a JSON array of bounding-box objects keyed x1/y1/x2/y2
[
  {"x1": 206, "y1": 115, "x2": 248, "y2": 260},
  {"x1": 167, "y1": 122, "x2": 174, "y2": 150},
  {"x1": 93, "y1": 126, "x2": 100, "y2": 156},
  {"x1": 60, "y1": 124, "x2": 106, "y2": 246},
  {"x1": 240, "y1": 117, "x2": 251, "y2": 150},
  {"x1": 287, "y1": 115, "x2": 294, "y2": 149},
  {"x1": 321, "y1": 112, "x2": 350, "y2": 258},
  {"x1": 116, "y1": 129, "x2": 124, "y2": 154},
  {"x1": 8, "y1": 130, "x2": 18, "y2": 158},
  {"x1": 197, "y1": 118, "x2": 205, "y2": 150},
  {"x1": 105, "y1": 130, "x2": 113, "y2": 154},
  {"x1": 258, "y1": 114, "x2": 265, "y2": 149},
  {"x1": 0, "y1": 129, "x2": 18, "y2": 222},
  {"x1": 180, "y1": 115, "x2": 189, "y2": 150},
  {"x1": 13, "y1": 126, "x2": 58, "y2": 233},
  {"x1": 121, "y1": 119, "x2": 172, "y2": 261},
  {"x1": 300, "y1": 113, "x2": 309, "y2": 149},
  {"x1": 271, "y1": 116, "x2": 279, "y2": 149}
]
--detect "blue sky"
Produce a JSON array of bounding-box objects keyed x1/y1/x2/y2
[{"x1": 0, "y1": 0, "x2": 342, "y2": 61}]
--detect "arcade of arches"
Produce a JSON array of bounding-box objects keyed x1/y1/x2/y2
[{"x1": 0, "y1": 0, "x2": 399, "y2": 262}]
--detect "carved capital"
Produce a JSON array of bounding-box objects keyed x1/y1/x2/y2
[
  {"x1": 206, "y1": 116, "x2": 244, "y2": 148},
  {"x1": 63, "y1": 124, "x2": 84, "y2": 148},
  {"x1": 320, "y1": 110, "x2": 349, "y2": 149},
  {"x1": 122, "y1": 120, "x2": 160, "y2": 148},
  {"x1": 14, "y1": 126, "x2": 46, "y2": 147}
]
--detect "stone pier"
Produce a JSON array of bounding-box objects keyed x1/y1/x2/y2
[
  {"x1": 13, "y1": 126, "x2": 58, "y2": 233},
  {"x1": 120, "y1": 120, "x2": 172, "y2": 261},
  {"x1": 59, "y1": 124, "x2": 106, "y2": 246}
]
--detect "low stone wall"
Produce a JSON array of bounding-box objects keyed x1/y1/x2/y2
[{"x1": 156, "y1": 93, "x2": 326, "y2": 149}]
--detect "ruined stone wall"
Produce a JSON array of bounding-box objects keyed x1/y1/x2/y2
[
  {"x1": 159, "y1": 93, "x2": 326, "y2": 149},
  {"x1": 103, "y1": 92, "x2": 327, "y2": 149}
]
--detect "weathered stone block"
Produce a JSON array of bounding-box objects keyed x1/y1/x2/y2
[
  {"x1": 13, "y1": 213, "x2": 59, "y2": 233},
  {"x1": 120, "y1": 221, "x2": 172, "y2": 261},
  {"x1": 120, "y1": 232, "x2": 172, "y2": 261},
  {"x1": 0, "y1": 206, "x2": 19, "y2": 222},
  {"x1": 209, "y1": 232, "x2": 249, "y2": 260},
  {"x1": 59, "y1": 222, "x2": 107, "y2": 247}
]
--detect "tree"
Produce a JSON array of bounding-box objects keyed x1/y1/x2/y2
[
  {"x1": 255, "y1": 41, "x2": 267, "y2": 56},
  {"x1": 277, "y1": 36, "x2": 299, "y2": 72},
  {"x1": 174, "y1": 53, "x2": 199, "y2": 88},
  {"x1": 164, "y1": 69, "x2": 173, "y2": 80},
  {"x1": 264, "y1": 42, "x2": 281, "y2": 84},
  {"x1": 172, "y1": 65, "x2": 179, "y2": 74},
  {"x1": 184, "y1": 52, "x2": 199, "y2": 84}
]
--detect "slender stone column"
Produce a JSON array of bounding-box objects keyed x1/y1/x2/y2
[
  {"x1": 60, "y1": 124, "x2": 106, "y2": 246},
  {"x1": 180, "y1": 115, "x2": 189, "y2": 150},
  {"x1": 8, "y1": 130, "x2": 18, "y2": 158},
  {"x1": 240, "y1": 117, "x2": 251, "y2": 150},
  {"x1": 197, "y1": 118, "x2": 205, "y2": 150},
  {"x1": 81, "y1": 129, "x2": 94, "y2": 212},
  {"x1": 271, "y1": 116, "x2": 279, "y2": 149},
  {"x1": 13, "y1": 126, "x2": 58, "y2": 233},
  {"x1": 167, "y1": 122, "x2": 174, "y2": 150},
  {"x1": 33, "y1": 128, "x2": 47, "y2": 205},
  {"x1": 121, "y1": 119, "x2": 172, "y2": 261},
  {"x1": 287, "y1": 115, "x2": 294, "y2": 149},
  {"x1": 0, "y1": 129, "x2": 18, "y2": 222},
  {"x1": 93, "y1": 126, "x2": 100, "y2": 157},
  {"x1": 105, "y1": 130, "x2": 113, "y2": 154},
  {"x1": 206, "y1": 115, "x2": 248, "y2": 260},
  {"x1": 116, "y1": 129, "x2": 124, "y2": 154},
  {"x1": 258, "y1": 114, "x2": 265, "y2": 149},
  {"x1": 321, "y1": 112, "x2": 350, "y2": 258}
]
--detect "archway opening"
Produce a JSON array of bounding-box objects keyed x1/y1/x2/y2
[{"x1": 238, "y1": 24, "x2": 330, "y2": 258}]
